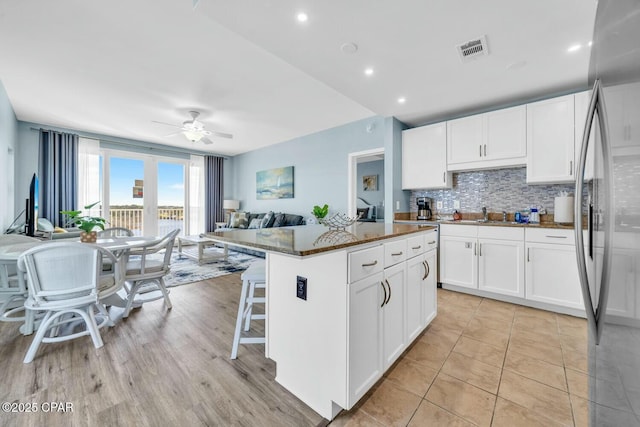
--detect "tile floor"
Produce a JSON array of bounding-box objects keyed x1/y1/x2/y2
[{"x1": 330, "y1": 289, "x2": 588, "y2": 427}]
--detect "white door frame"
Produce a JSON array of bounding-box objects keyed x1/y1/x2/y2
[{"x1": 347, "y1": 148, "x2": 385, "y2": 219}]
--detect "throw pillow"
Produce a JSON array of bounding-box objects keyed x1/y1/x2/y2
[
  {"x1": 248, "y1": 218, "x2": 262, "y2": 229},
  {"x1": 260, "y1": 211, "x2": 275, "y2": 228},
  {"x1": 230, "y1": 211, "x2": 248, "y2": 228},
  {"x1": 272, "y1": 213, "x2": 286, "y2": 227}
]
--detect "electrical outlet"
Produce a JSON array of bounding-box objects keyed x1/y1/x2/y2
[
  {"x1": 296, "y1": 276, "x2": 307, "y2": 300},
  {"x1": 436, "y1": 201, "x2": 443, "y2": 209},
  {"x1": 396, "y1": 201, "x2": 400, "y2": 210},
  {"x1": 453, "y1": 200, "x2": 460, "y2": 209}
]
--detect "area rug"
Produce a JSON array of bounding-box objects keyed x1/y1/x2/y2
[{"x1": 163, "y1": 247, "x2": 261, "y2": 288}]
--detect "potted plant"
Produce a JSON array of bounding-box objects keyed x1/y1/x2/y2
[
  {"x1": 61, "y1": 201, "x2": 107, "y2": 243},
  {"x1": 312, "y1": 204, "x2": 329, "y2": 220}
]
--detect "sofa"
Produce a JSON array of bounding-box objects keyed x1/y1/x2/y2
[
  {"x1": 219, "y1": 211, "x2": 305, "y2": 230},
  {"x1": 216, "y1": 211, "x2": 306, "y2": 258}
]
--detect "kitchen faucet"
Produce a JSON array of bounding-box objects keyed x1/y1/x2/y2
[{"x1": 482, "y1": 207, "x2": 488, "y2": 221}]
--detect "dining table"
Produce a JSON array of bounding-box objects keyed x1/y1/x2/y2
[{"x1": 0, "y1": 234, "x2": 163, "y2": 335}]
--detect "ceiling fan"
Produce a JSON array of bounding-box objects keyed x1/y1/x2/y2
[{"x1": 153, "y1": 111, "x2": 233, "y2": 144}]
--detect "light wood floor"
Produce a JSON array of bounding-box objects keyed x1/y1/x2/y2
[{"x1": 0, "y1": 273, "x2": 323, "y2": 427}]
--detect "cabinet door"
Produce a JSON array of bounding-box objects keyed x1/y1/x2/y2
[
  {"x1": 439, "y1": 235, "x2": 477, "y2": 289},
  {"x1": 406, "y1": 254, "x2": 426, "y2": 341},
  {"x1": 402, "y1": 123, "x2": 451, "y2": 189},
  {"x1": 423, "y1": 250, "x2": 437, "y2": 326},
  {"x1": 574, "y1": 90, "x2": 595, "y2": 181},
  {"x1": 606, "y1": 249, "x2": 636, "y2": 319},
  {"x1": 349, "y1": 272, "x2": 384, "y2": 405},
  {"x1": 484, "y1": 105, "x2": 526, "y2": 161},
  {"x1": 525, "y1": 243, "x2": 583, "y2": 309},
  {"x1": 478, "y1": 238, "x2": 525, "y2": 298},
  {"x1": 526, "y1": 94, "x2": 575, "y2": 183},
  {"x1": 382, "y1": 263, "x2": 406, "y2": 368},
  {"x1": 447, "y1": 115, "x2": 483, "y2": 165}
]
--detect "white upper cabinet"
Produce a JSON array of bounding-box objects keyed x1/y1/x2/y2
[
  {"x1": 574, "y1": 90, "x2": 595, "y2": 181},
  {"x1": 447, "y1": 115, "x2": 483, "y2": 165},
  {"x1": 447, "y1": 105, "x2": 526, "y2": 171},
  {"x1": 402, "y1": 122, "x2": 451, "y2": 190},
  {"x1": 526, "y1": 94, "x2": 575, "y2": 183}
]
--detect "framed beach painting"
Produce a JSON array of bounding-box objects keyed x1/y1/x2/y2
[{"x1": 256, "y1": 166, "x2": 294, "y2": 200}]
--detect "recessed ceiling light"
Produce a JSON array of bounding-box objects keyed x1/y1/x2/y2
[
  {"x1": 397, "y1": 97, "x2": 406, "y2": 104},
  {"x1": 296, "y1": 12, "x2": 308, "y2": 23},
  {"x1": 364, "y1": 68, "x2": 374, "y2": 76},
  {"x1": 567, "y1": 44, "x2": 582, "y2": 53}
]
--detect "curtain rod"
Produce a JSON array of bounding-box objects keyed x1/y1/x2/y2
[{"x1": 29, "y1": 127, "x2": 229, "y2": 159}]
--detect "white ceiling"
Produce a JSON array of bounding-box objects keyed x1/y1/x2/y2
[{"x1": 0, "y1": 0, "x2": 597, "y2": 156}]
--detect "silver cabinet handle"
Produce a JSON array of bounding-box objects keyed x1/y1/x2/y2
[
  {"x1": 411, "y1": 245, "x2": 422, "y2": 250},
  {"x1": 428, "y1": 240, "x2": 436, "y2": 245},
  {"x1": 545, "y1": 235, "x2": 567, "y2": 239},
  {"x1": 484, "y1": 144, "x2": 487, "y2": 157},
  {"x1": 569, "y1": 160, "x2": 573, "y2": 175},
  {"x1": 362, "y1": 260, "x2": 378, "y2": 267},
  {"x1": 425, "y1": 260, "x2": 430, "y2": 279},
  {"x1": 422, "y1": 260, "x2": 428, "y2": 280},
  {"x1": 385, "y1": 279, "x2": 392, "y2": 305},
  {"x1": 380, "y1": 281, "x2": 387, "y2": 308},
  {"x1": 443, "y1": 171, "x2": 446, "y2": 183},
  {"x1": 527, "y1": 247, "x2": 530, "y2": 262},
  {"x1": 473, "y1": 242, "x2": 476, "y2": 256},
  {"x1": 391, "y1": 251, "x2": 403, "y2": 256},
  {"x1": 479, "y1": 144, "x2": 482, "y2": 157},
  {"x1": 479, "y1": 243, "x2": 482, "y2": 256}
]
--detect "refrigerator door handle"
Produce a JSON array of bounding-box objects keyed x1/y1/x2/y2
[{"x1": 574, "y1": 79, "x2": 614, "y2": 345}]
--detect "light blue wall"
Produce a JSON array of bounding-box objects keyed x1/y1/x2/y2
[
  {"x1": 14, "y1": 121, "x2": 233, "y2": 215},
  {"x1": 0, "y1": 80, "x2": 18, "y2": 230},
  {"x1": 229, "y1": 116, "x2": 388, "y2": 220},
  {"x1": 385, "y1": 117, "x2": 410, "y2": 219}
]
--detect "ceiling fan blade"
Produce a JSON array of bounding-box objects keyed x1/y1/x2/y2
[
  {"x1": 201, "y1": 137, "x2": 214, "y2": 145},
  {"x1": 211, "y1": 131, "x2": 233, "y2": 139},
  {"x1": 164, "y1": 131, "x2": 183, "y2": 137},
  {"x1": 152, "y1": 120, "x2": 182, "y2": 129}
]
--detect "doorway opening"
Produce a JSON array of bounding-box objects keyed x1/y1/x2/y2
[{"x1": 348, "y1": 148, "x2": 385, "y2": 222}]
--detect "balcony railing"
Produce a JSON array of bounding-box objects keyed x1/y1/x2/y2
[{"x1": 95, "y1": 208, "x2": 184, "y2": 236}]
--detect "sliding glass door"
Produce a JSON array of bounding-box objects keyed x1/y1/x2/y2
[{"x1": 101, "y1": 150, "x2": 188, "y2": 236}]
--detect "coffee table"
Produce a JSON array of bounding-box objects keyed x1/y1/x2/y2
[{"x1": 177, "y1": 235, "x2": 228, "y2": 264}]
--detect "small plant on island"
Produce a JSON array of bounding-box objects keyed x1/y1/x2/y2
[{"x1": 312, "y1": 204, "x2": 329, "y2": 219}]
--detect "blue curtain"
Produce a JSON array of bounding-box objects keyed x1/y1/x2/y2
[
  {"x1": 38, "y1": 130, "x2": 78, "y2": 227},
  {"x1": 205, "y1": 156, "x2": 224, "y2": 232}
]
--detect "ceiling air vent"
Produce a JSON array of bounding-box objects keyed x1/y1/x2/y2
[{"x1": 456, "y1": 36, "x2": 489, "y2": 63}]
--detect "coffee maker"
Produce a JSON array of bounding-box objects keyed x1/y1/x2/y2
[{"x1": 416, "y1": 197, "x2": 432, "y2": 220}]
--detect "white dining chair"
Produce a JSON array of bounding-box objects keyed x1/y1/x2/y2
[
  {"x1": 97, "y1": 227, "x2": 134, "y2": 238},
  {"x1": 121, "y1": 229, "x2": 180, "y2": 318},
  {"x1": 0, "y1": 235, "x2": 40, "y2": 326},
  {"x1": 18, "y1": 242, "x2": 123, "y2": 363}
]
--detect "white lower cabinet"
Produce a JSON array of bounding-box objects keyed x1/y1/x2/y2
[
  {"x1": 478, "y1": 227, "x2": 525, "y2": 298},
  {"x1": 406, "y1": 248, "x2": 437, "y2": 342},
  {"x1": 440, "y1": 224, "x2": 525, "y2": 297},
  {"x1": 525, "y1": 229, "x2": 583, "y2": 310},
  {"x1": 382, "y1": 263, "x2": 406, "y2": 368},
  {"x1": 348, "y1": 231, "x2": 438, "y2": 407},
  {"x1": 440, "y1": 227, "x2": 478, "y2": 289},
  {"x1": 349, "y1": 272, "x2": 384, "y2": 405}
]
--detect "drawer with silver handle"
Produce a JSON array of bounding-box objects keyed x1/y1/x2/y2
[
  {"x1": 406, "y1": 233, "x2": 426, "y2": 258},
  {"x1": 525, "y1": 228, "x2": 574, "y2": 244},
  {"x1": 348, "y1": 245, "x2": 384, "y2": 283},
  {"x1": 424, "y1": 231, "x2": 438, "y2": 251},
  {"x1": 384, "y1": 239, "x2": 407, "y2": 268}
]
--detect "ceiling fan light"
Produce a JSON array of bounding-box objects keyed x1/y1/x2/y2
[{"x1": 183, "y1": 130, "x2": 203, "y2": 142}]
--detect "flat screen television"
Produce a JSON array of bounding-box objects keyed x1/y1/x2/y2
[{"x1": 25, "y1": 173, "x2": 39, "y2": 237}]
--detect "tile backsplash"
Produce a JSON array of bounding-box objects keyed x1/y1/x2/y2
[{"x1": 411, "y1": 167, "x2": 581, "y2": 215}]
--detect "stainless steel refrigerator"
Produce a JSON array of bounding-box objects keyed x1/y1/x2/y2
[{"x1": 575, "y1": 0, "x2": 640, "y2": 425}]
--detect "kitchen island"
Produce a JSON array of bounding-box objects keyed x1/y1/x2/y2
[{"x1": 206, "y1": 223, "x2": 438, "y2": 420}]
